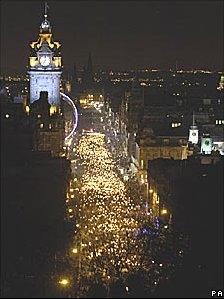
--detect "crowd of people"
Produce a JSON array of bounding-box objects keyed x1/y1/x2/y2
[{"x1": 57, "y1": 132, "x2": 188, "y2": 297}]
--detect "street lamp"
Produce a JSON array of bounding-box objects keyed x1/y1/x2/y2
[
  {"x1": 58, "y1": 278, "x2": 69, "y2": 286},
  {"x1": 72, "y1": 248, "x2": 78, "y2": 254},
  {"x1": 161, "y1": 208, "x2": 168, "y2": 215}
]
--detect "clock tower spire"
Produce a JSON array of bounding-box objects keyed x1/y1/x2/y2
[
  {"x1": 44, "y1": 2, "x2": 48, "y2": 18},
  {"x1": 28, "y1": 3, "x2": 62, "y2": 106}
]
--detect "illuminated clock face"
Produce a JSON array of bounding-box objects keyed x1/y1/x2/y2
[{"x1": 39, "y1": 56, "x2": 50, "y2": 66}]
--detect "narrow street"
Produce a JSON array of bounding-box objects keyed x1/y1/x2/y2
[
  {"x1": 69, "y1": 132, "x2": 141, "y2": 296},
  {"x1": 56, "y1": 105, "x2": 188, "y2": 297}
]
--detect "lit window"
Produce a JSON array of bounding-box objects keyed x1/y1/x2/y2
[
  {"x1": 5, "y1": 114, "x2": 10, "y2": 118},
  {"x1": 172, "y1": 122, "x2": 181, "y2": 128},
  {"x1": 161, "y1": 208, "x2": 168, "y2": 215},
  {"x1": 50, "y1": 105, "x2": 57, "y2": 115},
  {"x1": 25, "y1": 106, "x2": 30, "y2": 114},
  {"x1": 219, "y1": 120, "x2": 222, "y2": 125},
  {"x1": 40, "y1": 123, "x2": 44, "y2": 128},
  {"x1": 216, "y1": 120, "x2": 218, "y2": 124},
  {"x1": 38, "y1": 114, "x2": 41, "y2": 118}
]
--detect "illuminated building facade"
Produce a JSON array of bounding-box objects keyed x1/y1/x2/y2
[
  {"x1": 201, "y1": 135, "x2": 213, "y2": 155},
  {"x1": 217, "y1": 74, "x2": 224, "y2": 91},
  {"x1": 28, "y1": 4, "x2": 62, "y2": 106}
]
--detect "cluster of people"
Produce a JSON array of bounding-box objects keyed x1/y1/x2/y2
[{"x1": 62, "y1": 133, "x2": 187, "y2": 297}]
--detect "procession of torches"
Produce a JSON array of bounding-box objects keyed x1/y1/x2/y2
[
  {"x1": 72, "y1": 134, "x2": 141, "y2": 282},
  {"x1": 58, "y1": 132, "x2": 188, "y2": 297}
]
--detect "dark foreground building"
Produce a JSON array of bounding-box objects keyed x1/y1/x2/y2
[
  {"x1": 1, "y1": 100, "x2": 71, "y2": 297},
  {"x1": 148, "y1": 156, "x2": 223, "y2": 298}
]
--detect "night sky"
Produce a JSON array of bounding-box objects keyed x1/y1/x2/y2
[{"x1": 0, "y1": 0, "x2": 223, "y2": 73}]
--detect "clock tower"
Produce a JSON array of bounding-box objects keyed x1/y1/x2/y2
[{"x1": 28, "y1": 3, "x2": 62, "y2": 107}]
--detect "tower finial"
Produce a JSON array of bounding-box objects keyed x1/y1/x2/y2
[
  {"x1": 193, "y1": 110, "x2": 195, "y2": 126},
  {"x1": 40, "y1": 2, "x2": 51, "y2": 33},
  {"x1": 44, "y1": 2, "x2": 49, "y2": 19}
]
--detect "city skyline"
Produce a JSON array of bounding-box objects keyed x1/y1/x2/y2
[
  {"x1": 1, "y1": 1, "x2": 223, "y2": 297},
  {"x1": 0, "y1": 0, "x2": 223, "y2": 74}
]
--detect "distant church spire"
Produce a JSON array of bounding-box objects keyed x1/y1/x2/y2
[
  {"x1": 188, "y1": 110, "x2": 199, "y2": 145},
  {"x1": 73, "y1": 63, "x2": 78, "y2": 84},
  {"x1": 87, "y1": 52, "x2": 93, "y2": 76},
  {"x1": 191, "y1": 111, "x2": 197, "y2": 129},
  {"x1": 82, "y1": 52, "x2": 94, "y2": 89}
]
